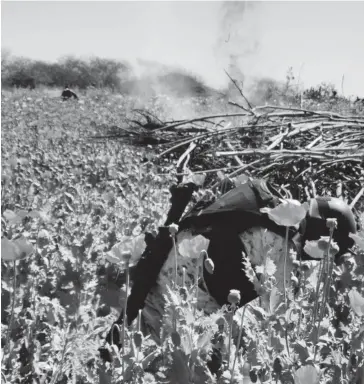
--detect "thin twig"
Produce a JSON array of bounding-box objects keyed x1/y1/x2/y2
[
  {"x1": 224, "y1": 70, "x2": 253, "y2": 111},
  {"x1": 350, "y1": 187, "x2": 364, "y2": 209}
]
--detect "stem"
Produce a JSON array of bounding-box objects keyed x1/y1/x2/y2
[
  {"x1": 136, "y1": 309, "x2": 142, "y2": 364},
  {"x1": 137, "y1": 309, "x2": 142, "y2": 332},
  {"x1": 314, "y1": 229, "x2": 334, "y2": 362},
  {"x1": 227, "y1": 304, "x2": 235, "y2": 369},
  {"x1": 283, "y1": 228, "x2": 292, "y2": 357},
  {"x1": 172, "y1": 235, "x2": 178, "y2": 288},
  {"x1": 297, "y1": 270, "x2": 306, "y2": 338},
  {"x1": 172, "y1": 235, "x2": 179, "y2": 333},
  {"x1": 194, "y1": 257, "x2": 200, "y2": 318},
  {"x1": 319, "y1": 230, "x2": 335, "y2": 321},
  {"x1": 284, "y1": 227, "x2": 289, "y2": 307},
  {"x1": 312, "y1": 259, "x2": 324, "y2": 325},
  {"x1": 284, "y1": 327, "x2": 291, "y2": 358},
  {"x1": 3, "y1": 260, "x2": 17, "y2": 367},
  {"x1": 230, "y1": 305, "x2": 247, "y2": 384},
  {"x1": 122, "y1": 261, "x2": 130, "y2": 378},
  {"x1": 50, "y1": 333, "x2": 69, "y2": 384}
]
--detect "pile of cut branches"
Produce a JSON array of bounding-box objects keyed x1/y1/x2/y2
[
  {"x1": 148, "y1": 103, "x2": 364, "y2": 205},
  {"x1": 90, "y1": 93, "x2": 364, "y2": 209}
]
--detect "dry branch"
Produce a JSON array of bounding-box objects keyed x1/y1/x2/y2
[{"x1": 97, "y1": 103, "x2": 364, "y2": 206}]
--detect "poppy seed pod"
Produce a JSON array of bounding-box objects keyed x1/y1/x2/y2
[
  {"x1": 204, "y1": 257, "x2": 215, "y2": 274},
  {"x1": 171, "y1": 331, "x2": 181, "y2": 347},
  {"x1": 227, "y1": 289, "x2": 241, "y2": 305},
  {"x1": 290, "y1": 272, "x2": 299, "y2": 286},
  {"x1": 326, "y1": 218, "x2": 338, "y2": 230},
  {"x1": 121, "y1": 251, "x2": 132, "y2": 262},
  {"x1": 168, "y1": 223, "x2": 179, "y2": 235}
]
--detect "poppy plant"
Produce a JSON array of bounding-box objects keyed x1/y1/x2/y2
[
  {"x1": 1, "y1": 236, "x2": 34, "y2": 366},
  {"x1": 260, "y1": 199, "x2": 308, "y2": 228},
  {"x1": 261, "y1": 199, "x2": 308, "y2": 306},
  {"x1": 105, "y1": 235, "x2": 146, "y2": 269},
  {"x1": 303, "y1": 237, "x2": 340, "y2": 260}
]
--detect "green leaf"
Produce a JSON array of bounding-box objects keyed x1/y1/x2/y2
[
  {"x1": 170, "y1": 350, "x2": 190, "y2": 384},
  {"x1": 249, "y1": 306, "x2": 267, "y2": 321},
  {"x1": 1, "y1": 236, "x2": 34, "y2": 261},
  {"x1": 293, "y1": 340, "x2": 310, "y2": 362},
  {"x1": 269, "y1": 286, "x2": 282, "y2": 315},
  {"x1": 349, "y1": 232, "x2": 364, "y2": 251},
  {"x1": 3, "y1": 210, "x2": 22, "y2": 225},
  {"x1": 271, "y1": 334, "x2": 285, "y2": 353},
  {"x1": 348, "y1": 289, "x2": 364, "y2": 317},
  {"x1": 28, "y1": 210, "x2": 49, "y2": 222},
  {"x1": 294, "y1": 365, "x2": 320, "y2": 384}
]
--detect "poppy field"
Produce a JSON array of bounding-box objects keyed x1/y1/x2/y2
[{"x1": 1, "y1": 88, "x2": 364, "y2": 384}]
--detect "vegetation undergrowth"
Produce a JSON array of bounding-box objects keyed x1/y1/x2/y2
[{"x1": 1, "y1": 88, "x2": 363, "y2": 384}]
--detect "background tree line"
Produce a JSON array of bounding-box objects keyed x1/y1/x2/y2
[
  {"x1": 1, "y1": 52, "x2": 130, "y2": 90},
  {"x1": 2, "y1": 50, "x2": 349, "y2": 106}
]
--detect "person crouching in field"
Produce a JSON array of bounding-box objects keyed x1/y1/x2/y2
[
  {"x1": 101, "y1": 177, "x2": 358, "y2": 362},
  {"x1": 61, "y1": 85, "x2": 78, "y2": 101}
]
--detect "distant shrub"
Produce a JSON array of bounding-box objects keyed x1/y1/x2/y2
[
  {"x1": 304, "y1": 82, "x2": 338, "y2": 102},
  {"x1": 1, "y1": 55, "x2": 130, "y2": 90}
]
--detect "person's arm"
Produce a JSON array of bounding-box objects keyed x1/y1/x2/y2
[{"x1": 103, "y1": 182, "x2": 197, "y2": 351}]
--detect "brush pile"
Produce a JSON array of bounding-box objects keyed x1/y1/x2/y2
[{"x1": 91, "y1": 95, "x2": 364, "y2": 208}]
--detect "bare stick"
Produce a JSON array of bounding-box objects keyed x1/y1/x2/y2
[
  {"x1": 350, "y1": 187, "x2": 364, "y2": 209},
  {"x1": 226, "y1": 140, "x2": 245, "y2": 167},
  {"x1": 224, "y1": 70, "x2": 254, "y2": 111}
]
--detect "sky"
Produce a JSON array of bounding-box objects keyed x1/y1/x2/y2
[{"x1": 2, "y1": 1, "x2": 364, "y2": 97}]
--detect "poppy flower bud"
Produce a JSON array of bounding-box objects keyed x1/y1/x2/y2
[
  {"x1": 216, "y1": 317, "x2": 227, "y2": 332},
  {"x1": 326, "y1": 218, "x2": 338, "y2": 230},
  {"x1": 169, "y1": 224, "x2": 179, "y2": 235},
  {"x1": 111, "y1": 344, "x2": 119, "y2": 356},
  {"x1": 227, "y1": 289, "x2": 241, "y2": 305},
  {"x1": 133, "y1": 331, "x2": 143, "y2": 348},
  {"x1": 289, "y1": 249, "x2": 297, "y2": 262},
  {"x1": 204, "y1": 258, "x2": 215, "y2": 274},
  {"x1": 171, "y1": 331, "x2": 181, "y2": 347},
  {"x1": 291, "y1": 272, "x2": 299, "y2": 286},
  {"x1": 300, "y1": 262, "x2": 311, "y2": 272},
  {"x1": 179, "y1": 287, "x2": 188, "y2": 300},
  {"x1": 200, "y1": 249, "x2": 208, "y2": 259},
  {"x1": 273, "y1": 357, "x2": 283, "y2": 375}
]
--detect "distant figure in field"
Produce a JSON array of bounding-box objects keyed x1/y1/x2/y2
[{"x1": 61, "y1": 85, "x2": 78, "y2": 101}]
